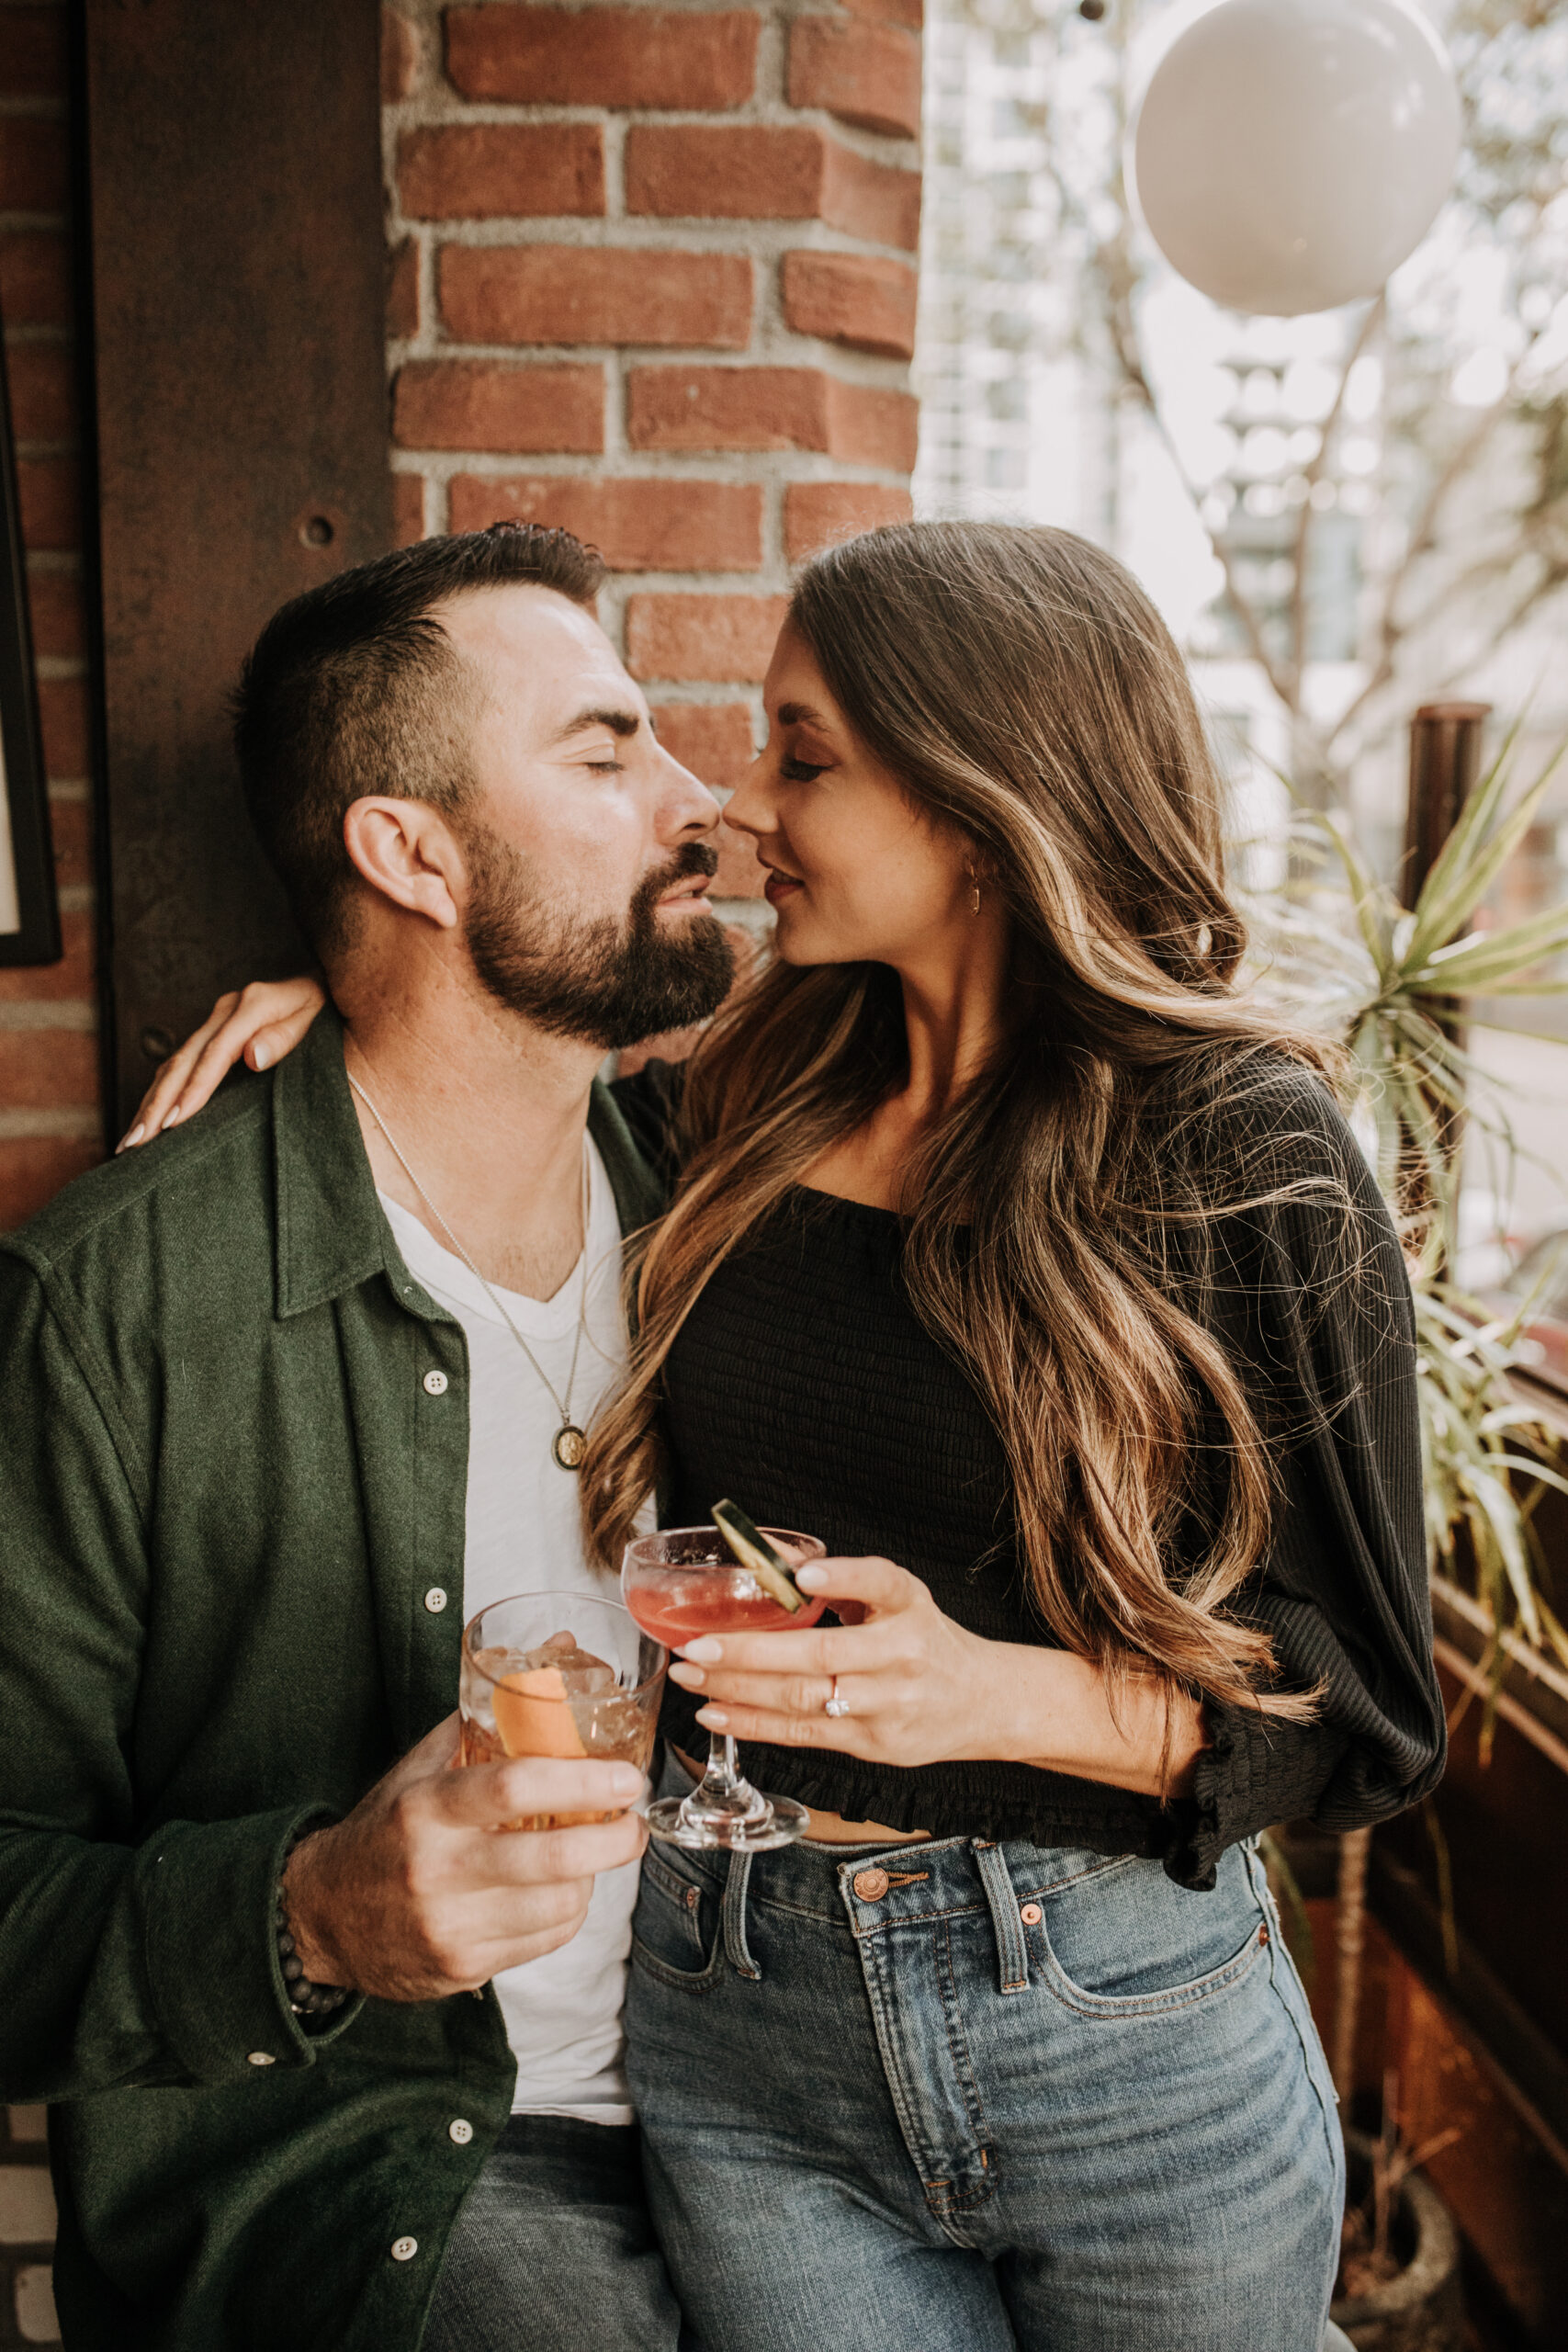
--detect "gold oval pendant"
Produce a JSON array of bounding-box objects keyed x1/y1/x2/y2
[{"x1": 552, "y1": 1423, "x2": 587, "y2": 1470}]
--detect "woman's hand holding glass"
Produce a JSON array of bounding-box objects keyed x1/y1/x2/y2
[{"x1": 667, "y1": 1555, "x2": 1209, "y2": 1800}]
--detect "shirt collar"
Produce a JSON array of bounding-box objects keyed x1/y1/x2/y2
[{"x1": 272, "y1": 1006, "x2": 389, "y2": 1320}]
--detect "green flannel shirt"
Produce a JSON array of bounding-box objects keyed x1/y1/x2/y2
[{"x1": 0, "y1": 1011, "x2": 667, "y2": 2351}]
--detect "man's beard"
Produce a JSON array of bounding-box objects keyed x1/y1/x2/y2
[{"x1": 460, "y1": 827, "x2": 736, "y2": 1049}]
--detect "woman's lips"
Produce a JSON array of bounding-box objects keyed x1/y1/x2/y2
[{"x1": 763, "y1": 870, "x2": 803, "y2": 907}]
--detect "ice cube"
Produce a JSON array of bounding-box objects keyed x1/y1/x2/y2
[{"x1": 513, "y1": 1635, "x2": 616, "y2": 1695}]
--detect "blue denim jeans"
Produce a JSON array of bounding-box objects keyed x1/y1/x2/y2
[
  {"x1": 423, "y1": 2114, "x2": 692, "y2": 2352},
  {"x1": 627, "y1": 1757, "x2": 1344, "y2": 2352}
]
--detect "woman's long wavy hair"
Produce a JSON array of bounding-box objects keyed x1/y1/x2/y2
[{"x1": 583, "y1": 521, "x2": 1343, "y2": 1717}]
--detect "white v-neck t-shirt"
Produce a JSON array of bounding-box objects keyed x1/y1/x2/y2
[{"x1": 379, "y1": 1139, "x2": 644, "y2": 2123}]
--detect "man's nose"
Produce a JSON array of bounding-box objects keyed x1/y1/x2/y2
[{"x1": 656, "y1": 746, "x2": 724, "y2": 841}]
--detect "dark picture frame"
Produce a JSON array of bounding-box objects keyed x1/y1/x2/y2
[{"x1": 0, "y1": 311, "x2": 62, "y2": 969}]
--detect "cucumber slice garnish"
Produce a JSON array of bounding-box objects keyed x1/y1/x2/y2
[{"x1": 711, "y1": 1499, "x2": 807, "y2": 1615}]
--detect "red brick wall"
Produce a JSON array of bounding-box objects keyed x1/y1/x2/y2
[
  {"x1": 0, "y1": 0, "x2": 99, "y2": 1232},
  {"x1": 383, "y1": 0, "x2": 921, "y2": 923},
  {"x1": 0, "y1": 1, "x2": 923, "y2": 1229}
]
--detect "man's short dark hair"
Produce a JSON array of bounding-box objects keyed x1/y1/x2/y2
[{"x1": 233, "y1": 523, "x2": 606, "y2": 961}]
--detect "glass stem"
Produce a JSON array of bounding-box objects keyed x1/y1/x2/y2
[
  {"x1": 704, "y1": 1732, "x2": 747, "y2": 1795},
  {"x1": 686, "y1": 1731, "x2": 768, "y2": 1825}
]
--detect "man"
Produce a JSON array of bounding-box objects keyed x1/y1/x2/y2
[{"x1": 0, "y1": 525, "x2": 732, "y2": 2351}]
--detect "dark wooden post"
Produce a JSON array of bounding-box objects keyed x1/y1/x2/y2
[
  {"x1": 1402, "y1": 701, "x2": 1492, "y2": 910},
  {"x1": 84, "y1": 0, "x2": 390, "y2": 1131},
  {"x1": 1400, "y1": 701, "x2": 1491, "y2": 1237}
]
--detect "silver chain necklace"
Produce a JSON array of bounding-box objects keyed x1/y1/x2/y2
[{"x1": 348, "y1": 1069, "x2": 592, "y2": 1471}]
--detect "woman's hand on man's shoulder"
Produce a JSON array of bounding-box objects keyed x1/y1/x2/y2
[{"x1": 118, "y1": 977, "x2": 327, "y2": 1150}]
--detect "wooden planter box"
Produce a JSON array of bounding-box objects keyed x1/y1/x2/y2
[{"x1": 1283, "y1": 1555, "x2": 1568, "y2": 2349}]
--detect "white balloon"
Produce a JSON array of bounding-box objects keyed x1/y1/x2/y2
[{"x1": 1130, "y1": 0, "x2": 1461, "y2": 317}]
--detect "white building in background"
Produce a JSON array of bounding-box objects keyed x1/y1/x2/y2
[
  {"x1": 911, "y1": 0, "x2": 1568, "y2": 1236},
  {"x1": 911, "y1": 0, "x2": 1568, "y2": 861}
]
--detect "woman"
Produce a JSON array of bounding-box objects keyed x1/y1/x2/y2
[{"x1": 131, "y1": 523, "x2": 1443, "y2": 2351}]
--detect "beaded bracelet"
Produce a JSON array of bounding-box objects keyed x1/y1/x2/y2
[{"x1": 276, "y1": 1832, "x2": 351, "y2": 2020}]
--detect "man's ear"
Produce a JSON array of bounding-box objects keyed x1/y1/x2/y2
[{"x1": 342, "y1": 797, "x2": 466, "y2": 932}]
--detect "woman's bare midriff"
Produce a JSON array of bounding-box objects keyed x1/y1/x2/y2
[{"x1": 672, "y1": 1748, "x2": 930, "y2": 1845}]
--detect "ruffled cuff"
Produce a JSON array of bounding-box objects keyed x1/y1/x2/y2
[{"x1": 1157, "y1": 1701, "x2": 1348, "y2": 1891}]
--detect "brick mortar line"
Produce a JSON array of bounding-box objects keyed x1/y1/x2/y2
[
  {"x1": 33, "y1": 654, "x2": 85, "y2": 680},
  {"x1": 604, "y1": 331, "x2": 627, "y2": 456},
  {"x1": 0, "y1": 95, "x2": 66, "y2": 120},
  {"x1": 393, "y1": 337, "x2": 914, "y2": 390},
  {"x1": 47, "y1": 776, "x2": 88, "y2": 800},
  {"x1": 395, "y1": 0, "x2": 881, "y2": 26},
  {"x1": 0, "y1": 1109, "x2": 100, "y2": 1140},
  {"x1": 604, "y1": 112, "x2": 626, "y2": 222},
  {"x1": 389, "y1": 450, "x2": 912, "y2": 486},
  {"x1": 753, "y1": 9, "x2": 786, "y2": 110},
  {"x1": 384, "y1": 99, "x2": 917, "y2": 172},
  {"x1": 643, "y1": 681, "x2": 768, "y2": 706},
  {"x1": 0, "y1": 1002, "x2": 96, "y2": 1032},
  {"x1": 2, "y1": 322, "x2": 73, "y2": 345},
  {"x1": 390, "y1": 216, "x2": 919, "y2": 268}
]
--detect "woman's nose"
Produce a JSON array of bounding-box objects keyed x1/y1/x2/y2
[{"x1": 722, "y1": 753, "x2": 774, "y2": 838}]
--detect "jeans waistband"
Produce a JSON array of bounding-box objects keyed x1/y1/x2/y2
[
  {"x1": 706, "y1": 1831, "x2": 1146, "y2": 1991},
  {"x1": 651, "y1": 1747, "x2": 1258, "y2": 1990}
]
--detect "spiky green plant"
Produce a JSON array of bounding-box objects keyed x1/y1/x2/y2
[{"x1": 1237, "y1": 730, "x2": 1568, "y2": 1679}]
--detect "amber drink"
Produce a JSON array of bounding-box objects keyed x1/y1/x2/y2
[{"x1": 459, "y1": 1592, "x2": 667, "y2": 1829}]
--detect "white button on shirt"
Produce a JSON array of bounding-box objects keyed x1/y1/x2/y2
[
  {"x1": 390, "y1": 2237, "x2": 418, "y2": 2263},
  {"x1": 423, "y1": 1369, "x2": 448, "y2": 1396},
  {"x1": 447, "y1": 2118, "x2": 474, "y2": 2145},
  {"x1": 423, "y1": 1588, "x2": 447, "y2": 1613}
]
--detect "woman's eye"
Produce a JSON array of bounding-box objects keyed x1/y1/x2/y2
[{"x1": 781, "y1": 758, "x2": 826, "y2": 783}]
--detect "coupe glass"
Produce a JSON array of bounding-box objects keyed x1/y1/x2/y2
[
  {"x1": 621, "y1": 1524, "x2": 827, "y2": 1851},
  {"x1": 459, "y1": 1590, "x2": 667, "y2": 1830}
]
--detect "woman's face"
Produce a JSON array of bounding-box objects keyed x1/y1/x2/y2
[{"x1": 723, "y1": 623, "x2": 976, "y2": 970}]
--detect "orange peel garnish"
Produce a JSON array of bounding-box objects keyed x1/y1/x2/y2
[{"x1": 492, "y1": 1667, "x2": 589, "y2": 1759}]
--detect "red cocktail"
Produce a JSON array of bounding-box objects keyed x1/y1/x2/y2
[
  {"x1": 622, "y1": 1523, "x2": 826, "y2": 1851},
  {"x1": 627, "y1": 1573, "x2": 827, "y2": 1649}
]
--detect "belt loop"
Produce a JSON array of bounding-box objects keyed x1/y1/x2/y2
[
  {"x1": 972, "y1": 1840, "x2": 1030, "y2": 1995},
  {"x1": 721, "y1": 1849, "x2": 762, "y2": 1982}
]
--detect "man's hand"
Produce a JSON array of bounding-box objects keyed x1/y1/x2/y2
[{"x1": 280, "y1": 1714, "x2": 648, "y2": 2003}]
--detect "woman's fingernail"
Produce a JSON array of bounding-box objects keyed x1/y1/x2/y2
[
  {"x1": 164, "y1": 1102, "x2": 183, "y2": 1126},
  {"x1": 682, "y1": 1638, "x2": 723, "y2": 1665},
  {"x1": 669, "y1": 1665, "x2": 705, "y2": 1690},
  {"x1": 695, "y1": 1708, "x2": 729, "y2": 1731},
  {"x1": 796, "y1": 1565, "x2": 829, "y2": 1589},
  {"x1": 252, "y1": 1045, "x2": 271, "y2": 1071},
  {"x1": 115, "y1": 1124, "x2": 144, "y2": 1154}
]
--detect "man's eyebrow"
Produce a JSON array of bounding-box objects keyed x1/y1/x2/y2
[
  {"x1": 775, "y1": 701, "x2": 834, "y2": 729},
  {"x1": 550, "y1": 705, "x2": 643, "y2": 745}
]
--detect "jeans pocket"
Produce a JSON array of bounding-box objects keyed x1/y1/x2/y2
[
  {"x1": 1026, "y1": 1845, "x2": 1271, "y2": 2018},
  {"x1": 630, "y1": 1847, "x2": 728, "y2": 1995}
]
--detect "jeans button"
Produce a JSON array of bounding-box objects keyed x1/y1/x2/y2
[
  {"x1": 852, "y1": 1868, "x2": 889, "y2": 1902},
  {"x1": 1020, "y1": 1902, "x2": 1043, "y2": 1926}
]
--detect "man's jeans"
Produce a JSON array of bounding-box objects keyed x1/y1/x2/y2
[
  {"x1": 423, "y1": 2114, "x2": 689, "y2": 2352},
  {"x1": 627, "y1": 1758, "x2": 1345, "y2": 2352}
]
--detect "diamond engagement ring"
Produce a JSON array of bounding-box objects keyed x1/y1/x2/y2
[{"x1": 824, "y1": 1677, "x2": 851, "y2": 1718}]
